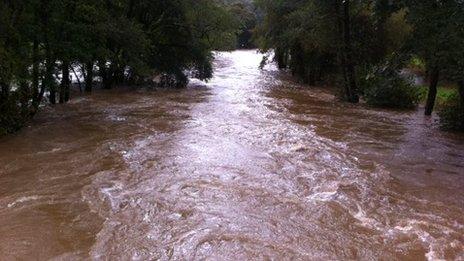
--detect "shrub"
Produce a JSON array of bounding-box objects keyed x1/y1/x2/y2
[
  {"x1": 360, "y1": 65, "x2": 420, "y2": 109},
  {"x1": 439, "y1": 94, "x2": 464, "y2": 131},
  {"x1": 0, "y1": 94, "x2": 29, "y2": 136}
]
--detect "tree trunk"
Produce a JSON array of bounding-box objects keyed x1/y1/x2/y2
[
  {"x1": 114, "y1": 66, "x2": 125, "y2": 85},
  {"x1": 317, "y1": 66, "x2": 324, "y2": 82},
  {"x1": 40, "y1": 0, "x2": 56, "y2": 105},
  {"x1": 85, "y1": 61, "x2": 93, "y2": 93},
  {"x1": 32, "y1": 38, "x2": 40, "y2": 108},
  {"x1": 375, "y1": 0, "x2": 390, "y2": 59},
  {"x1": 71, "y1": 66, "x2": 82, "y2": 93},
  {"x1": 99, "y1": 61, "x2": 107, "y2": 89},
  {"x1": 290, "y1": 44, "x2": 305, "y2": 80},
  {"x1": 424, "y1": 67, "x2": 440, "y2": 116},
  {"x1": 458, "y1": 80, "x2": 464, "y2": 107},
  {"x1": 46, "y1": 56, "x2": 56, "y2": 105},
  {"x1": 0, "y1": 82, "x2": 9, "y2": 102},
  {"x1": 100, "y1": 61, "x2": 114, "y2": 89},
  {"x1": 108, "y1": 63, "x2": 117, "y2": 89},
  {"x1": 307, "y1": 66, "x2": 316, "y2": 86},
  {"x1": 59, "y1": 71, "x2": 65, "y2": 104},
  {"x1": 334, "y1": 0, "x2": 350, "y2": 100},
  {"x1": 127, "y1": 0, "x2": 136, "y2": 19},
  {"x1": 275, "y1": 48, "x2": 287, "y2": 69},
  {"x1": 343, "y1": 0, "x2": 359, "y2": 103},
  {"x1": 37, "y1": 81, "x2": 46, "y2": 106},
  {"x1": 60, "y1": 60, "x2": 70, "y2": 103},
  {"x1": 19, "y1": 81, "x2": 30, "y2": 113}
]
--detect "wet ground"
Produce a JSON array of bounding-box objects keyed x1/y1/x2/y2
[{"x1": 0, "y1": 50, "x2": 463, "y2": 260}]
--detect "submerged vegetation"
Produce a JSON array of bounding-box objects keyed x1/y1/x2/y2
[
  {"x1": 255, "y1": 0, "x2": 464, "y2": 131},
  {"x1": 439, "y1": 93, "x2": 464, "y2": 131},
  {"x1": 360, "y1": 65, "x2": 419, "y2": 109},
  {"x1": 1, "y1": 0, "x2": 464, "y2": 134},
  {"x1": 0, "y1": 0, "x2": 241, "y2": 135}
]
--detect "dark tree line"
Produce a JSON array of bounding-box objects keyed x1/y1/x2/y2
[
  {"x1": 1, "y1": 0, "x2": 463, "y2": 134},
  {"x1": 255, "y1": 0, "x2": 464, "y2": 130},
  {"x1": 0, "y1": 0, "x2": 238, "y2": 135},
  {"x1": 220, "y1": 0, "x2": 258, "y2": 49}
]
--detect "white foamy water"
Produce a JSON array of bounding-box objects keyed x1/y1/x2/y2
[{"x1": 0, "y1": 50, "x2": 463, "y2": 260}]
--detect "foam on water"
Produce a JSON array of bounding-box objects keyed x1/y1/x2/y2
[
  {"x1": 0, "y1": 50, "x2": 463, "y2": 260},
  {"x1": 7, "y1": 196, "x2": 41, "y2": 208}
]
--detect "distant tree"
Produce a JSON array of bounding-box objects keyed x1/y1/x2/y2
[
  {"x1": 226, "y1": 2, "x2": 257, "y2": 48},
  {"x1": 404, "y1": 0, "x2": 464, "y2": 116},
  {"x1": 255, "y1": 0, "x2": 376, "y2": 102}
]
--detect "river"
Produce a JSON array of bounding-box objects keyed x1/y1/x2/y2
[{"x1": 0, "y1": 50, "x2": 463, "y2": 260}]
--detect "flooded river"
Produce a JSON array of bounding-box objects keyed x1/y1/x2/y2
[{"x1": 0, "y1": 50, "x2": 463, "y2": 260}]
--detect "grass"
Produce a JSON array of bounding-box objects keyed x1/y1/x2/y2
[
  {"x1": 408, "y1": 56, "x2": 427, "y2": 74},
  {"x1": 406, "y1": 57, "x2": 458, "y2": 107},
  {"x1": 417, "y1": 84, "x2": 458, "y2": 107}
]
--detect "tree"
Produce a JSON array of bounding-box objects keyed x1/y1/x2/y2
[
  {"x1": 255, "y1": 0, "x2": 374, "y2": 101},
  {"x1": 0, "y1": 0, "x2": 239, "y2": 135},
  {"x1": 340, "y1": 0, "x2": 359, "y2": 103},
  {"x1": 404, "y1": 0, "x2": 463, "y2": 116}
]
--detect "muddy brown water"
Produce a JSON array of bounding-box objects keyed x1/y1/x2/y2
[{"x1": 0, "y1": 50, "x2": 463, "y2": 260}]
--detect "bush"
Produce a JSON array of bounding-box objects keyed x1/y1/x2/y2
[
  {"x1": 360, "y1": 65, "x2": 420, "y2": 109},
  {"x1": 439, "y1": 94, "x2": 464, "y2": 131},
  {"x1": 0, "y1": 94, "x2": 30, "y2": 136}
]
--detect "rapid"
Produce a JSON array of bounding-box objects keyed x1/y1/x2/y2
[{"x1": 0, "y1": 50, "x2": 463, "y2": 260}]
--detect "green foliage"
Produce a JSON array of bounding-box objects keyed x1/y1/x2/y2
[
  {"x1": 361, "y1": 65, "x2": 420, "y2": 109},
  {"x1": 254, "y1": 0, "x2": 407, "y2": 97},
  {"x1": 404, "y1": 0, "x2": 464, "y2": 119},
  {"x1": 0, "y1": 93, "x2": 31, "y2": 136},
  {"x1": 417, "y1": 86, "x2": 457, "y2": 107},
  {"x1": 408, "y1": 56, "x2": 426, "y2": 73},
  {"x1": 226, "y1": 2, "x2": 257, "y2": 48},
  {"x1": 404, "y1": 0, "x2": 463, "y2": 72},
  {"x1": 255, "y1": 0, "x2": 464, "y2": 129},
  {"x1": 0, "y1": 0, "x2": 240, "y2": 135},
  {"x1": 254, "y1": 0, "x2": 339, "y2": 81},
  {"x1": 439, "y1": 94, "x2": 464, "y2": 131},
  {"x1": 384, "y1": 9, "x2": 412, "y2": 55}
]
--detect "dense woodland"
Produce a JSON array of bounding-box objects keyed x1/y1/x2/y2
[
  {"x1": 255, "y1": 0, "x2": 464, "y2": 130},
  {"x1": 1, "y1": 0, "x2": 464, "y2": 135},
  {"x1": 0, "y1": 0, "x2": 247, "y2": 135}
]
